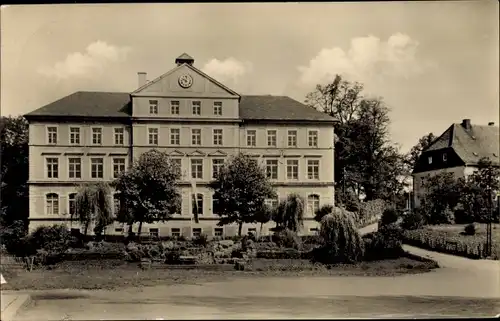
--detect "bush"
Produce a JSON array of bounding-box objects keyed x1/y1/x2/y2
[
  {"x1": 271, "y1": 229, "x2": 302, "y2": 250},
  {"x1": 358, "y1": 199, "x2": 386, "y2": 225},
  {"x1": 256, "y1": 248, "x2": 302, "y2": 260},
  {"x1": 1, "y1": 220, "x2": 32, "y2": 256},
  {"x1": 363, "y1": 223, "x2": 404, "y2": 261},
  {"x1": 314, "y1": 208, "x2": 364, "y2": 264},
  {"x1": 30, "y1": 224, "x2": 73, "y2": 254},
  {"x1": 193, "y1": 233, "x2": 208, "y2": 247},
  {"x1": 380, "y1": 207, "x2": 399, "y2": 226},
  {"x1": 463, "y1": 223, "x2": 476, "y2": 236},
  {"x1": 314, "y1": 204, "x2": 333, "y2": 222},
  {"x1": 401, "y1": 209, "x2": 425, "y2": 230}
]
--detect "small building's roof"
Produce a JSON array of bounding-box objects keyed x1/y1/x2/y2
[
  {"x1": 424, "y1": 122, "x2": 499, "y2": 166},
  {"x1": 24, "y1": 91, "x2": 337, "y2": 123}
]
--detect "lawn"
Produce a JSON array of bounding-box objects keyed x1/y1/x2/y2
[
  {"x1": 403, "y1": 224, "x2": 500, "y2": 260},
  {"x1": 0, "y1": 256, "x2": 438, "y2": 291}
]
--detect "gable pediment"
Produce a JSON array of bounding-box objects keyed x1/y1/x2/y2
[
  {"x1": 132, "y1": 64, "x2": 240, "y2": 99},
  {"x1": 168, "y1": 150, "x2": 185, "y2": 157},
  {"x1": 187, "y1": 149, "x2": 206, "y2": 157},
  {"x1": 208, "y1": 150, "x2": 228, "y2": 157}
]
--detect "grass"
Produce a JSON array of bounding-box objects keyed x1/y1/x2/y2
[
  {"x1": 0, "y1": 256, "x2": 437, "y2": 291},
  {"x1": 403, "y1": 223, "x2": 500, "y2": 260}
]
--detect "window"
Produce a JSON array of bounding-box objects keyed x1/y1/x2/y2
[
  {"x1": 212, "y1": 197, "x2": 220, "y2": 214},
  {"x1": 47, "y1": 127, "x2": 58, "y2": 144},
  {"x1": 68, "y1": 158, "x2": 81, "y2": 179},
  {"x1": 149, "y1": 100, "x2": 158, "y2": 114},
  {"x1": 266, "y1": 159, "x2": 278, "y2": 179},
  {"x1": 213, "y1": 129, "x2": 223, "y2": 146},
  {"x1": 310, "y1": 228, "x2": 318, "y2": 233},
  {"x1": 307, "y1": 159, "x2": 320, "y2": 180},
  {"x1": 170, "y1": 101, "x2": 180, "y2": 115},
  {"x1": 171, "y1": 158, "x2": 182, "y2": 176},
  {"x1": 115, "y1": 228, "x2": 124, "y2": 233},
  {"x1": 192, "y1": 101, "x2": 201, "y2": 115},
  {"x1": 443, "y1": 153, "x2": 447, "y2": 162},
  {"x1": 192, "y1": 228, "x2": 202, "y2": 238},
  {"x1": 265, "y1": 198, "x2": 279, "y2": 209},
  {"x1": 113, "y1": 158, "x2": 126, "y2": 178},
  {"x1": 170, "y1": 128, "x2": 180, "y2": 145},
  {"x1": 247, "y1": 130, "x2": 256, "y2": 147},
  {"x1": 191, "y1": 159, "x2": 203, "y2": 179},
  {"x1": 214, "y1": 228, "x2": 223, "y2": 237},
  {"x1": 46, "y1": 158, "x2": 59, "y2": 179},
  {"x1": 149, "y1": 228, "x2": 159, "y2": 238},
  {"x1": 267, "y1": 130, "x2": 277, "y2": 147},
  {"x1": 171, "y1": 228, "x2": 181, "y2": 238},
  {"x1": 192, "y1": 193, "x2": 203, "y2": 216},
  {"x1": 68, "y1": 193, "x2": 76, "y2": 216},
  {"x1": 307, "y1": 195, "x2": 320, "y2": 215},
  {"x1": 213, "y1": 101, "x2": 222, "y2": 115},
  {"x1": 428, "y1": 156, "x2": 433, "y2": 164},
  {"x1": 113, "y1": 194, "x2": 120, "y2": 215},
  {"x1": 212, "y1": 159, "x2": 225, "y2": 179},
  {"x1": 287, "y1": 159, "x2": 299, "y2": 179},
  {"x1": 148, "y1": 128, "x2": 158, "y2": 145},
  {"x1": 191, "y1": 129, "x2": 201, "y2": 145},
  {"x1": 287, "y1": 130, "x2": 297, "y2": 147},
  {"x1": 69, "y1": 127, "x2": 80, "y2": 145},
  {"x1": 308, "y1": 131, "x2": 318, "y2": 147},
  {"x1": 248, "y1": 228, "x2": 256, "y2": 233},
  {"x1": 91, "y1": 158, "x2": 104, "y2": 178},
  {"x1": 92, "y1": 128, "x2": 102, "y2": 145},
  {"x1": 46, "y1": 193, "x2": 59, "y2": 215},
  {"x1": 114, "y1": 128, "x2": 124, "y2": 145}
]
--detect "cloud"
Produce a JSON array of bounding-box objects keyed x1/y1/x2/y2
[
  {"x1": 38, "y1": 41, "x2": 131, "y2": 79},
  {"x1": 297, "y1": 33, "x2": 427, "y2": 87},
  {"x1": 201, "y1": 57, "x2": 253, "y2": 86}
]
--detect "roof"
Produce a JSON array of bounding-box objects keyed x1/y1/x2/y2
[
  {"x1": 24, "y1": 91, "x2": 131, "y2": 118},
  {"x1": 176, "y1": 53, "x2": 194, "y2": 61},
  {"x1": 24, "y1": 91, "x2": 337, "y2": 123},
  {"x1": 425, "y1": 122, "x2": 499, "y2": 166},
  {"x1": 239, "y1": 95, "x2": 336, "y2": 122}
]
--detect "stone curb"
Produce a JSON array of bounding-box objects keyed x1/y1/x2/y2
[{"x1": 1, "y1": 293, "x2": 32, "y2": 321}]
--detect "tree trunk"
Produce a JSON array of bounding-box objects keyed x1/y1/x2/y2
[
  {"x1": 137, "y1": 221, "x2": 143, "y2": 243},
  {"x1": 259, "y1": 222, "x2": 263, "y2": 241},
  {"x1": 238, "y1": 222, "x2": 243, "y2": 236}
]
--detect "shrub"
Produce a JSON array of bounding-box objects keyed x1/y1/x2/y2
[
  {"x1": 1, "y1": 220, "x2": 31, "y2": 256},
  {"x1": 271, "y1": 229, "x2": 302, "y2": 250},
  {"x1": 401, "y1": 209, "x2": 425, "y2": 230},
  {"x1": 193, "y1": 233, "x2": 208, "y2": 247},
  {"x1": 363, "y1": 223, "x2": 404, "y2": 261},
  {"x1": 314, "y1": 204, "x2": 333, "y2": 222},
  {"x1": 463, "y1": 223, "x2": 476, "y2": 236},
  {"x1": 314, "y1": 208, "x2": 364, "y2": 264},
  {"x1": 358, "y1": 199, "x2": 386, "y2": 224},
  {"x1": 256, "y1": 248, "x2": 302, "y2": 259},
  {"x1": 30, "y1": 224, "x2": 73, "y2": 254},
  {"x1": 380, "y1": 207, "x2": 399, "y2": 226}
]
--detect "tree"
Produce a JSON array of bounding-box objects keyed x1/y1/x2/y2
[
  {"x1": 209, "y1": 153, "x2": 276, "y2": 236},
  {"x1": 314, "y1": 204, "x2": 334, "y2": 222},
  {"x1": 406, "y1": 133, "x2": 436, "y2": 171},
  {"x1": 305, "y1": 75, "x2": 406, "y2": 202},
  {"x1": 420, "y1": 172, "x2": 463, "y2": 224},
  {"x1": 273, "y1": 194, "x2": 305, "y2": 233},
  {"x1": 0, "y1": 116, "x2": 29, "y2": 226},
  {"x1": 253, "y1": 204, "x2": 272, "y2": 240},
  {"x1": 114, "y1": 150, "x2": 182, "y2": 239},
  {"x1": 73, "y1": 182, "x2": 113, "y2": 238}
]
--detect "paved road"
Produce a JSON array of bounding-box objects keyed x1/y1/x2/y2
[{"x1": 9, "y1": 223, "x2": 500, "y2": 320}]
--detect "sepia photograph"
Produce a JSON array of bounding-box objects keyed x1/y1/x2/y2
[{"x1": 0, "y1": 2, "x2": 499, "y2": 319}]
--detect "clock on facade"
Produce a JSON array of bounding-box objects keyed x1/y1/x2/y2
[{"x1": 178, "y1": 74, "x2": 193, "y2": 88}]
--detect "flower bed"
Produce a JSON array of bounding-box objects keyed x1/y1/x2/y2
[{"x1": 403, "y1": 224, "x2": 500, "y2": 260}]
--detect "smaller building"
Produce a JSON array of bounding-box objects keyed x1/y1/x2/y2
[{"x1": 412, "y1": 119, "x2": 499, "y2": 208}]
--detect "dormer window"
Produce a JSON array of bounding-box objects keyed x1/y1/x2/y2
[
  {"x1": 428, "y1": 156, "x2": 433, "y2": 164},
  {"x1": 442, "y1": 153, "x2": 447, "y2": 162}
]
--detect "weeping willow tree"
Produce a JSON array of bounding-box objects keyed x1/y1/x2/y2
[
  {"x1": 73, "y1": 182, "x2": 114, "y2": 237},
  {"x1": 273, "y1": 194, "x2": 305, "y2": 232},
  {"x1": 317, "y1": 207, "x2": 365, "y2": 264}
]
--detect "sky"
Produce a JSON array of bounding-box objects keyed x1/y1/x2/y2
[{"x1": 1, "y1": 2, "x2": 498, "y2": 152}]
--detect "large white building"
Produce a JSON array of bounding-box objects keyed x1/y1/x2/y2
[{"x1": 24, "y1": 53, "x2": 338, "y2": 238}]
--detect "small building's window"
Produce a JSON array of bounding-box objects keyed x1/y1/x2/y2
[
  {"x1": 442, "y1": 153, "x2": 447, "y2": 162},
  {"x1": 428, "y1": 156, "x2": 433, "y2": 164},
  {"x1": 149, "y1": 228, "x2": 159, "y2": 238},
  {"x1": 115, "y1": 228, "x2": 124, "y2": 233},
  {"x1": 310, "y1": 228, "x2": 318, "y2": 233},
  {"x1": 171, "y1": 228, "x2": 181, "y2": 238}
]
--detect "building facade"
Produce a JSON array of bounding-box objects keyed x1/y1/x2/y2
[
  {"x1": 24, "y1": 53, "x2": 338, "y2": 238},
  {"x1": 412, "y1": 118, "x2": 499, "y2": 208}
]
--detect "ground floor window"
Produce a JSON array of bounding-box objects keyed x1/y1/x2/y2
[
  {"x1": 149, "y1": 228, "x2": 159, "y2": 238},
  {"x1": 214, "y1": 228, "x2": 223, "y2": 237},
  {"x1": 310, "y1": 228, "x2": 318, "y2": 233},
  {"x1": 115, "y1": 227, "x2": 123, "y2": 233},
  {"x1": 192, "y1": 228, "x2": 202, "y2": 238},
  {"x1": 248, "y1": 228, "x2": 257, "y2": 235},
  {"x1": 171, "y1": 228, "x2": 181, "y2": 238}
]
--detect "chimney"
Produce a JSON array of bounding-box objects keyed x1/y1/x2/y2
[
  {"x1": 461, "y1": 119, "x2": 471, "y2": 130},
  {"x1": 137, "y1": 72, "x2": 147, "y2": 88},
  {"x1": 488, "y1": 122, "x2": 495, "y2": 126}
]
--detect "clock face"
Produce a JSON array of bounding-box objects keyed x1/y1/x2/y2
[{"x1": 178, "y1": 74, "x2": 193, "y2": 88}]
